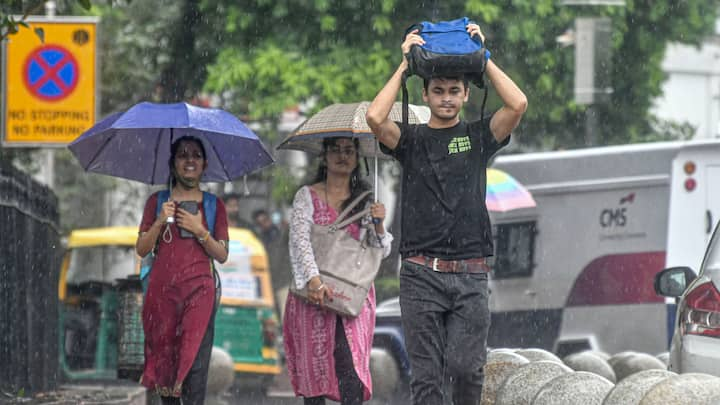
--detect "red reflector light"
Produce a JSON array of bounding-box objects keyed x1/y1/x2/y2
[
  {"x1": 680, "y1": 282, "x2": 720, "y2": 338},
  {"x1": 685, "y1": 178, "x2": 696, "y2": 192}
]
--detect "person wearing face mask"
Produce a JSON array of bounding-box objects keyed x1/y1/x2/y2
[
  {"x1": 136, "y1": 136, "x2": 229, "y2": 404},
  {"x1": 283, "y1": 137, "x2": 393, "y2": 405}
]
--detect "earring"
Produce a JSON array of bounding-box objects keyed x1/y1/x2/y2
[{"x1": 351, "y1": 173, "x2": 358, "y2": 188}]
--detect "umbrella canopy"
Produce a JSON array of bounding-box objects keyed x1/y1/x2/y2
[
  {"x1": 276, "y1": 101, "x2": 430, "y2": 157},
  {"x1": 486, "y1": 168, "x2": 537, "y2": 212},
  {"x1": 69, "y1": 102, "x2": 274, "y2": 184}
]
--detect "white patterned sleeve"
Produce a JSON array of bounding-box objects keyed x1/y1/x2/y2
[
  {"x1": 362, "y1": 214, "x2": 394, "y2": 258},
  {"x1": 288, "y1": 187, "x2": 319, "y2": 290}
]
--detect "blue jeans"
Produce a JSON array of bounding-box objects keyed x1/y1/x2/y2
[{"x1": 400, "y1": 261, "x2": 491, "y2": 405}]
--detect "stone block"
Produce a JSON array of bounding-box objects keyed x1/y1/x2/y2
[
  {"x1": 206, "y1": 347, "x2": 235, "y2": 396},
  {"x1": 601, "y1": 369, "x2": 675, "y2": 405},
  {"x1": 515, "y1": 348, "x2": 563, "y2": 364},
  {"x1": 639, "y1": 373, "x2": 720, "y2": 405},
  {"x1": 481, "y1": 350, "x2": 530, "y2": 405},
  {"x1": 611, "y1": 353, "x2": 666, "y2": 381},
  {"x1": 531, "y1": 371, "x2": 614, "y2": 405},
  {"x1": 563, "y1": 351, "x2": 616, "y2": 383},
  {"x1": 495, "y1": 360, "x2": 572, "y2": 405}
]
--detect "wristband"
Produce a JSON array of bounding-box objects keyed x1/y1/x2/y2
[{"x1": 197, "y1": 230, "x2": 210, "y2": 244}]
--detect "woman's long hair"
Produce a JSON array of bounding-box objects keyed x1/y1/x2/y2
[
  {"x1": 312, "y1": 137, "x2": 371, "y2": 219},
  {"x1": 168, "y1": 136, "x2": 207, "y2": 187}
]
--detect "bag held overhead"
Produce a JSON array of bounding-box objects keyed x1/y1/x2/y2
[{"x1": 402, "y1": 16, "x2": 491, "y2": 125}]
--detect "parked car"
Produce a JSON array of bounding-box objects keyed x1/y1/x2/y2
[{"x1": 654, "y1": 221, "x2": 720, "y2": 375}]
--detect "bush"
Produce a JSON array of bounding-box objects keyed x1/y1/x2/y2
[{"x1": 375, "y1": 276, "x2": 400, "y2": 304}]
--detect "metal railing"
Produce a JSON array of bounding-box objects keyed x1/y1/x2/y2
[{"x1": 0, "y1": 161, "x2": 61, "y2": 395}]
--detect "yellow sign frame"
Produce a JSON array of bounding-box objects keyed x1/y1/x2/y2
[{"x1": 2, "y1": 16, "x2": 99, "y2": 147}]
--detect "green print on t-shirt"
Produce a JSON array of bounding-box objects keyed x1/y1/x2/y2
[{"x1": 448, "y1": 136, "x2": 472, "y2": 154}]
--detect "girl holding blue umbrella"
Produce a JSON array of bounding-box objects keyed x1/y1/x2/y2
[{"x1": 136, "y1": 136, "x2": 229, "y2": 404}]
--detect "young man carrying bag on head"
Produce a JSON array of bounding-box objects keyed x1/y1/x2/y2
[{"x1": 366, "y1": 20, "x2": 527, "y2": 405}]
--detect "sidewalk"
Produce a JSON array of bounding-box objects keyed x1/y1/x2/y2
[{"x1": 0, "y1": 382, "x2": 146, "y2": 405}]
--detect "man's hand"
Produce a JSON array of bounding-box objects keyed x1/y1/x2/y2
[
  {"x1": 466, "y1": 23, "x2": 485, "y2": 44},
  {"x1": 401, "y1": 29, "x2": 425, "y2": 64}
]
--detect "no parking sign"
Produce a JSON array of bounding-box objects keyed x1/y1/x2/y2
[{"x1": 2, "y1": 16, "x2": 98, "y2": 147}]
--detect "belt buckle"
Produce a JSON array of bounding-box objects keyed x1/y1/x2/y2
[{"x1": 432, "y1": 257, "x2": 439, "y2": 271}]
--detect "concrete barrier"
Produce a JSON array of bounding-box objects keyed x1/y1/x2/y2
[
  {"x1": 639, "y1": 373, "x2": 720, "y2": 405},
  {"x1": 563, "y1": 351, "x2": 617, "y2": 383},
  {"x1": 531, "y1": 371, "x2": 614, "y2": 405},
  {"x1": 601, "y1": 369, "x2": 676, "y2": 405},
  {"x1": 206, "y1": 347, "x2": 235, "y2": 398},
  {"x1": 370, "y1": 347, "x2": 400, "y2": 400},
  {"x1": 705, "y1": 393, "x2": 720, "y2": 405},
  {"x1": 611, "y1": 352, "x2": 666, "y2": 381},
  {"x1": 481, "y1": 350, "x2": 530, "y2": 405},
  {"x1": 588, "y1": 350, "x2": 611, "y2": 361},
  {"x1": 607, "y1": 351, "x2": 636, "y2": 369},
  {"x1": 515, "y1": 348, "x2": 563, "y2": 364},
  {"x1": 495, "y1": 360, "x2": 572, "y2": 405},
  {"x1": 655, "y1": 352, "x2": 669, "y2": 367}
]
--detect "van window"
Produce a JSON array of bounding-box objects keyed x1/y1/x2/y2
[{"x1": 492, "y1": 221, "x2": 536, "y2": 278}]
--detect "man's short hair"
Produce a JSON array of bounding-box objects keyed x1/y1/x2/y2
[
  {"x1": 423, "y1": 75, "x2": 469, "y2": 91},
  {"x1": 252, "y1": 209, "x2": 269, "y2": 220}
]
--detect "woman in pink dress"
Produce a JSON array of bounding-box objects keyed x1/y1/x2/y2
[
  {"x1": 284, "y1": 137, "x2": 393, "y2": 405},
  {"x1": 136, "y1": 136, "x2": 229, "y2": 404}
]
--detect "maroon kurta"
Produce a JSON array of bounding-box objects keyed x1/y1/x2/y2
[{"x1": 139, "y1": 192, "x2": 228, "y2": 396}]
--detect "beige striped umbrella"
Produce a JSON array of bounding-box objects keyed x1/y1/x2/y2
[
  {"x1": 277, "y1": 101, "x2": 430, "y2": 201},
  {"x1": 277, "y1": 101, "x2": 430, "y2": 158}
]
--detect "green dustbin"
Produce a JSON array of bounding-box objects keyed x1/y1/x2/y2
[{"x1": 115, "y1": 276, "x2": 144, "y2": 381}]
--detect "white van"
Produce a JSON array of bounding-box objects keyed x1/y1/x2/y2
[{"x1": 488, "y1": 139, "x2": 720, "y2": 356}]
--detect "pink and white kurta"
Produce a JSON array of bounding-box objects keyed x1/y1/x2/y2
[{"x1": 283, "y1": 186, "x2": 392, "y2": 402}]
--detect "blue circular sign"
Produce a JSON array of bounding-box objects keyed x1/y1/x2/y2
[{"x1": 23, "y1": 45, "x2": 79, "y2": 101}]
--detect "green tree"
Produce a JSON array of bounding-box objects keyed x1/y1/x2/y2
[
  {"x1": 203, "y1": 0, "x2": 719, "y2": 150},
  {"x1": 2, "y1": 0, "x2": 223, "y2": 231}
]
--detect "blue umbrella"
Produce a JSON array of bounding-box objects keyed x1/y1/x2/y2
[{"x1": 69, "y1": 102, "x2": 274, "y2": 184}]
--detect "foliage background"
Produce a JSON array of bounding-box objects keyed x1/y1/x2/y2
[{"x1": 2, "y1": 0, "x2": 719, "y2": 229}]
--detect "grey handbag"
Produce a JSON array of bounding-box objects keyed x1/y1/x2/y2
[{"x1": 290, "y1": 190, "x2": 384, "y2": 317}]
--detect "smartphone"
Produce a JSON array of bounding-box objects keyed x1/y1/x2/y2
[{"x1": 177, "y1": 200, "x2": 199, "y2": 239}]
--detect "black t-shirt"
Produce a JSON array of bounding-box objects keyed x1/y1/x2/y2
[{"x1": 382, "y1": 116, "x2": 509, "y2": 260}]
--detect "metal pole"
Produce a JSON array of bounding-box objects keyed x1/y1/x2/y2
[
  {"x1": 585, "y1": 105, "x2": 598, "y2": 146},
  {"x1": 43, "y1": 1, "x2": 56, "y2": 188}
]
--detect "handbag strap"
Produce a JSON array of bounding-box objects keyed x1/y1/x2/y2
[
  {"x1": 331, "y1": 190, "x2": 372, "y2": 229},
  {"x1": 334, "y1": 207, "x2": 371, "y2": 230}
]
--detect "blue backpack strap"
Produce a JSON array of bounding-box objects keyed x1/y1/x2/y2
[
  {"x1": 141, "y1": 190, "x2": 170, "y2": 293},
  {"x1": 202, "y1": 191, "x2": 217, "y2": 237}
]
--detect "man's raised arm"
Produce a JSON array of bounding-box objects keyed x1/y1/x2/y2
[
  {"x1": 465, "y1": 23, "x2": 527, "y2": 143},
  {"x1": 486, "y1": 59, "x2": 528, "y2": 143},
  {"x1": 366, "y1": 30, "x2": 425, "y2": 150}
]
